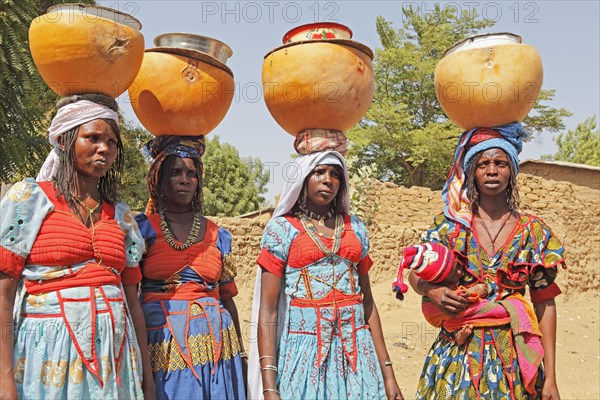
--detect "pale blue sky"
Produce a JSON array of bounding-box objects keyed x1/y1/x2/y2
[{"x1": 98, "y1": 0, "x2": 600, "y2": 204}]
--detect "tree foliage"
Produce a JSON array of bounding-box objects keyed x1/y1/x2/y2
[
  {"x1": 347, "y1": 5, "x2": 571, "y2": 189},
  {"x1": 542, "y1": 116, "x2": 600, "y2": 166},
  {"x1": 202, "y1": 136, "x2": 270, "y2": 216},
  {"x1": 0, "y1": 0, "x2": 95, "y2": 183},
  {"x1": 119, "y1": 121, "x2": 153, "y2": 211}
]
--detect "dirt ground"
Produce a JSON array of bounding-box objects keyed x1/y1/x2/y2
[{"x1": 236, "y1": 275, "x2": 600, "y2": 399}]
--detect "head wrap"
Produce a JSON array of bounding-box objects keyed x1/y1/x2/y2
[
  {"x1": 442, "y1": 122, "x2": 527, "y2": 228},
  {"x1": 294, "y1": 129, "x2": 349, "y2": 155},
  {"x1": 144, "y1": 135, "x2": 206, "y2": 214},
  {"x1": 273, "y1": 150, "x2": 350, "y2": 218},
  {"x1": 36, "y1": 100, "x2": 119, "y2": 182}
]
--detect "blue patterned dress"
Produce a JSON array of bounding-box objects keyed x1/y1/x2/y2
[
  {"x1": 257, "y1": 214, "x2": 386, "y2": 399},
  {"x1": 135, "y1": 213, "x2": 246, "y2": 400},
  {"x1": 416, "y1": 213, "x2": 566, "y2": 400},
  {"x1": 0, "y1": 179, "x2": 146, "y2": 399}
]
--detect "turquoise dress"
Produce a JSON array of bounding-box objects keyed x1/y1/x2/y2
[
  {"x1": 416, "y1": 213, "x2": 566, "y2": 400},
  {"x1": 257, "y1": 214, "x2": 386, "y2": 399}
]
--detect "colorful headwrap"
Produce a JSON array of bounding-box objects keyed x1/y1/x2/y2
[
  {"x1": 36, "y1": 100, "x2": 119, "y2": 182},
  {"x1": 144, "y1": 135, "x2": 206, "y2": 214},
  {"x1": 294, "y1": 129, "x2": 349, "y2": 156},
  {"x1": 442, "y1": 122, "x2": 527, "y2": 228}
]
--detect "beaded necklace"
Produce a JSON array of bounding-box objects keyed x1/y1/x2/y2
[
  {"x1": 159, "y1": 209, "x2": 202, "y2": 250},
  {"x1": 298, "y1": 205, "x2": 335, "y2": 227},
  {"x1": 72, "y1": 194, "x2": 103, "y2": 264},
  {"x1": 299, "y1": 214, "x2": 343, "y2": 256}
]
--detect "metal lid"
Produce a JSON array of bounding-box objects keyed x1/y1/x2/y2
[
  {"x1": 46, "y1": 3, "x2": 142, "y2": 31},
  {"x1": 154, "y1": 33, "x2": 233, "y2": 65},
  {"x1": 443, "y1": 32, "x2": 522, "y2": 57}
]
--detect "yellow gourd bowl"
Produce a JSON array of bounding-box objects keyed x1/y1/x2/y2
[
  {"x1": 434, "y1": 33, "x2": 543, "y2": 130},
  {"x1": 262, "y1": 40, "x2": 374, "y2": 136},
  {"x1": 29, "y1": 4, "x2": 144, "y2": 98},
  {"x1": 128, "y1": 50, "x2": 234, "y2": 136}
]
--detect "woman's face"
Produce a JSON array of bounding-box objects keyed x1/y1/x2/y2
[
  {"x1": 305, "y1": 164, "x2": 341, "y2": 208},
  {"x1": 163, "y1": 157, "x2": 199, "y2": 210},
  {"x1": 73, "y1": 119, "x2": 118, "y2": 178},
  {"x1": 474, "y1": 148, "x2": 511, "y2": 198}
]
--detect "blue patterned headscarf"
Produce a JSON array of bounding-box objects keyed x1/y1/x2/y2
[{"x1": 442, "y1": 122, "x2": 527, "y2": 228}]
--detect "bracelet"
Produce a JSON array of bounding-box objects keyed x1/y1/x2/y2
[
  {"x1": 263, "y1": 388, "x2": 280, "y2": 395},
  {"x1": 384, "y1": 360, "x2": 393, "y2": 367},
  {"x1": 259, "y1": 355, "x2": 276, "y2": 361},
  {"x1": 261, "y1": 365, "x2": 278, "y2": 372},
  {"x1": 239, "y1": 351, "x2": 248, "y2": 359}
]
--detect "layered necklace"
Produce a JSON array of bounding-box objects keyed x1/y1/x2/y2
[
  {"x1": 298, "y1": 204, "x2": 335, "y2": 227},
  {"x1": 72, "y1": 193, "x2": 103, "y2": 264},
  {"x1": 299, "y1": 213, "x2": 343, "y2": 256},
  {"x1": 159, "y1": 209, "x2": 202, "y2": 250},
  {"x1": 476, "y1": 210, "x2": 513, "y2": 254}
]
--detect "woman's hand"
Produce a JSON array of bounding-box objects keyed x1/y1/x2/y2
[
  {"x1": 0, "y1": 371, "x2": 17, "y2": 400},
  {"x1": 425, "y1": 283, "x2": 470, "y2": 316},
  {"x1": 384, "y1": 377, "x2": 404, "y2": 400},
  {"x1": 408, "y1": 271, "x2": 469, "y2": 316},
  {"x1": 541, "y1": 377, "x2": 560, "y2": 399}
]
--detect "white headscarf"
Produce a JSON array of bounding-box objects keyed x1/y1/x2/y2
[
  {"x1": 247, "y1": 150, "x2": 350, "y2": 399},
  {"x1": 36, "y1": 100, "x2": 119, "y2": 182}
]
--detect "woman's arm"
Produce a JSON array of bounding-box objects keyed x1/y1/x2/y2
[
  {"x1": 359, "y1": 274, "x2": 404, "y2": 400},
  {"x1": 257, "y1": 271, "x2": 283, "y2": 400},
  {"x1": 222, "y1": 297, "x2": 247, "y2": 385},
  {"x1": 408, "y1": 271, "x2": 469, "y2": 315},
  {"x1": 0, "y1": 273, "x2": 17, "y2": 400},
  {"x1": 535, "y1": 299, "x2": 560, "y2": 400},
  {"x1": 123, "y1": 285, "x2": 155, "y2": 400}
]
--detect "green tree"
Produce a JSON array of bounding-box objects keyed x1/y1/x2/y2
[
  {"x1": 119, "y1": 121, "x2": 153, "y2": 211},
  {"x1": 203, "y1": 136, "x2": 269, "y2": 216},
  {"x1": 0, "y1": 0, "x2": 95, "y2": 183},
  {"x1": 348, "y1": 6, "x2": 571, "y2": 189},
  {"x1": 542, "y1": 116, "x2": 600, "y2": 166}
]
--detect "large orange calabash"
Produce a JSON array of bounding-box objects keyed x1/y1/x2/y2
[
  {"x1": 435, "y1": 36, "x2": 543, "y2": 130},
  {"x1": 128, "y1": 51, "x2": 234, "y2": 136},
  {"x1": 29, "y1": 5, "x2": 144, "y2": 97},
  {"x1": 262, "y1": 41, "x2": 374, "y2": 136}
]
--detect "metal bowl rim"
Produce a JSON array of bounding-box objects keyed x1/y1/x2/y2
[
  {"x1": 153, "y1": 32, "x2": 233, "y2": 58},
  {"x1": 442, "y1": 32, "x2": 523, "y2": 58},
  {"x1": 45, "y1": 3, "x2": 142, "y2": 30}
]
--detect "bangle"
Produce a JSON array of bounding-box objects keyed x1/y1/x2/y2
[
  {"x1": 261, "y1": 365, "x2": 278, "y2": 372},
  {"x1": 384, "y1": 360, "x2": 393, "y2": 367},
  {"x1": 263, "y1": 388, "x2": 280, "y2": 395},
  {"x1": 259, "y1": 355, "x2": 276, "y2": 361},
  {"x1": 239, "y1": 351, "x2": 248, "y2": 359}
]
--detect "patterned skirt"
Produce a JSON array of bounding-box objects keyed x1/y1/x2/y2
[
  {"x1": 416, "y1": 326, "x2": 539, "y2": 400},
  {"x1": 13, "y1": 285, "x2": 144, "y2": 399},
  {"x1": 144, "y1": 298, "x2": 245, "y2": 400},
  {"x1": 276, "y1": 303, "x2": 386, "y2": 399}
]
